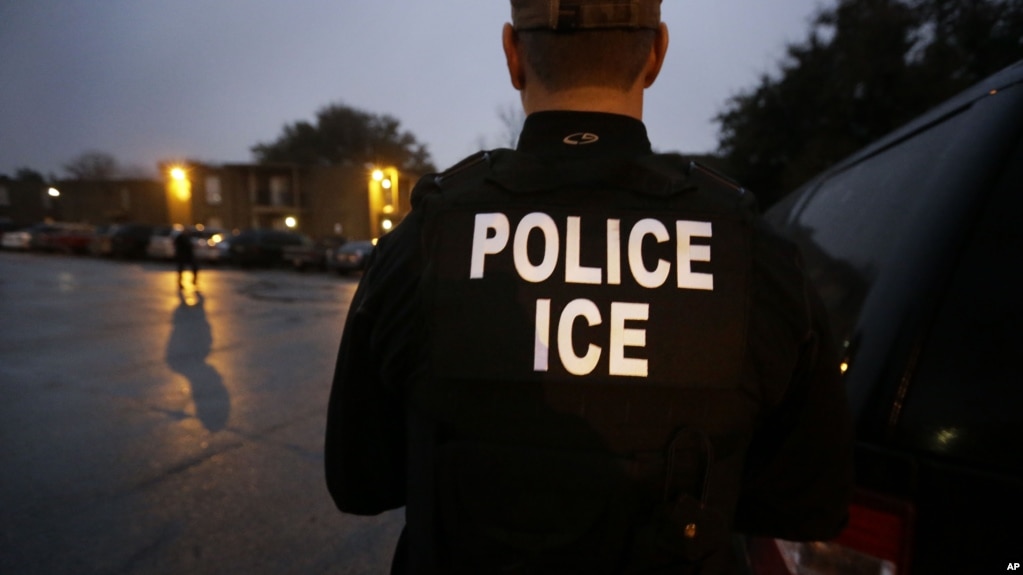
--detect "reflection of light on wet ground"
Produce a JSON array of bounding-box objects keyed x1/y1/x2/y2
[
  {"x1": 1, "y1": 253, "x2": 404, "y2": 573},
  {"x1": 237, "y1": 278, "x2": 350, "y2": 303},
  {"x1": 180, "y1": 290, "x2": 202, "y2": 307},
  {"x1": 57, "y1": 272, "x2": 78, "y2": 293}
]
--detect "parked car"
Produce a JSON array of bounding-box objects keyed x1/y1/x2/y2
[
  {"x1": 2, "y1": 228, "x2": 30, "y2": 250},
  {"x1": 108, "y1": 223, "x2": 158, "y2": 259},
  {"x1": 145, "y1": 226, "x2": 176, "y2": 260},
  {"x1": 283, "y1": 235, "x2": 346, "y2": 271},
  {"x1": 1, "y1": 223, "x2": 58, "y2": 251},
  {"x1": 191, "y1": 228, "x2": 229, "y2": 264},
  {"x1": 197, "y1": 231, "x2": 233, "y2": 264},
  {"x1": 0, "y1": 218, "x2": 18, "y2": 237},
  {"x1": 226, "y1": 229, "x2": 309, "y2": 267},
  {"x1": 2, "y1": 226, "x2": 31, "y2": 250},
  {"x1": 746, "y1": 61, "x2": 1023, "y2": 574},
  {"x1": 326, "y1": 239, "x2": 374, "y2": 275},
  {"x1": 43, "y1": 223, "x2": 96, "y2": 254},
  {"x1": 88, "y1": 224, "x2": 114, "y2": 257}
]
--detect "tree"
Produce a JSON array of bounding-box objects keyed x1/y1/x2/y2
[
  {"x1": 63, "y1": 151, "x2": 120, "y2": 180},
  {"x1": 14, "y1": 167, "x2": 46, "y2": 183},
  {"x1": 715, "y1": 0, "x2": 1023, "y2": 207},
  {"x1": 496, "y1": 104, "x2": 526, "y2": 149},
  {"x1": 252, "y1": 103, "x2": 436, "y2": 174},
  {"x1": 475, "y1": 104, "x2": 527, "y2": 151}
]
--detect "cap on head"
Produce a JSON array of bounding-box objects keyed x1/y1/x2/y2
[{"x1": 511, "y1": 0, "x2": 661, "y2": 31}]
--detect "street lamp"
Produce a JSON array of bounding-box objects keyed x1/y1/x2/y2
[
  {"x1": 367, "y1": 166, "x2": 399, "y2": 240},
  {"x1": 165, "y1": 164, "x2": 193, "y2": 226},
  {"x1": 168, "y1": 165, "x2": 191, "y2": 201},
  {"x1": 44, "y1": 186, "x2": 62, "y2": 221}
]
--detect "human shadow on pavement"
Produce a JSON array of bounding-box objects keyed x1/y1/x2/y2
[{"x1": 166, "y1": 291, "x2": 230, "y2": 432}]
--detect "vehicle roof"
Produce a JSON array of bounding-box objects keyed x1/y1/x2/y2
[{"x1": 810, "y1": 60, "x2": 1023, "y2": 183}]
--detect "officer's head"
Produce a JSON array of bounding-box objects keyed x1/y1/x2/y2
[{"x1": 504, "y1": 0, "x2": 668, "y2": 99}]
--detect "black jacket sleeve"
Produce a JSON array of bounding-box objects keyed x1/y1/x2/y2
[
  {"x1": 732, "y1": 223, "x2": 855, "y2": 540},
  {"x1": 324, "y1": 218, "x2": 425, "y2": 515}
]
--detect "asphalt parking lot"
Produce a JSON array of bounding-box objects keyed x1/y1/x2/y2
[{"x1": 0, "y1": 252, "x2": 402, "y2": 574}]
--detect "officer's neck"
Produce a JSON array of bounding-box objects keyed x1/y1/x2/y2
[{"x1": 521, "y1": 85, "x2": 645, "y2": 121}]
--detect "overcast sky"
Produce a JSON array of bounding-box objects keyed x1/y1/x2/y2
[{"x1": 0, "y1": 1, "x2": 828, "y2": 178}]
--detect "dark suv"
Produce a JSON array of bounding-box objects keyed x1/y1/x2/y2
[
  {"x1": 747, "y1": 61, "x2": 1022, "y2": 573},
  {"x1": 226, "y1": 229, "x2": 308, "y2": 268}
]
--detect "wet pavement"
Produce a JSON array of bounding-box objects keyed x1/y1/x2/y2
[{"x1": 0, "y1": 251, "x2": 403, "y2": 574}]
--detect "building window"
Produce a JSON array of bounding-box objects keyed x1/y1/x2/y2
[
  {"x1": 206, "y1": 176, "x2": 222, "y2": 205},
  {"x1": 120, "y1": 188, "x2": 131, "y2": 210},
  {"x1": 0, "y1": 186, "x2": 9, "y2": 206},
  {"x1": 270, "y1": 176, "x2": 290, "y2": 206}
]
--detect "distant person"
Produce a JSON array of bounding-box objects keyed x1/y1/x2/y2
[
  {"x1": 325, "y1": 1, "x2": 853, "y2": 573},
  {"x1": 173, "y1": 229, "x2": 197, "y2": 288}
]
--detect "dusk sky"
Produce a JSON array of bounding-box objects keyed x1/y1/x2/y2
[{"x1": 0, "y1": 1, "x2": 827, "y2": 178}]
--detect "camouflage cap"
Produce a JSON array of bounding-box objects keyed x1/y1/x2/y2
[{"x1": 511, "y1": 0, "x2": 661, "y2": 31}]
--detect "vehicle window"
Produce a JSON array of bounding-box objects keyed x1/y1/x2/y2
[
  {"x1": 784, "y1": 110, "x2": 981, "y2": 343},
  {"x1": 896, "y1": 144, "x2": 1023, "y2": 471},
  {"x1": 794, "y1": 89, "x2": 1023, "y2": 357},
  {"x1": 268, "y1": 232, "x2": 291, "y2": 245}
]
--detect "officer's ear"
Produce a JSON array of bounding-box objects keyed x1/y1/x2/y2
[
  {"x1": 502, "y1": 23, "x2": 527, "y2": 91},
  {"x1": 642, "y1": 23, "x2": 669, "y2": 88}
]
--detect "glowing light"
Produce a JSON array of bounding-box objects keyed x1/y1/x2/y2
[
  {"x1": 840, "y1": 361, "x2": 849, "y2": 374},
  {"x1": 285, "y1": 216, "x2": 297, "y2": 229},
  {"x1": 47, "y1": 187, "x2": 60, "y2": 197},
  {"x1": 170, "y1": 167, "x2": 187, "y2": 181},
  {"x1": 936, "y1": 427, "x2": 959, "y2": 446},
  {"x1": 368, "y1": 166, "x2": 399, "y2": 239}
]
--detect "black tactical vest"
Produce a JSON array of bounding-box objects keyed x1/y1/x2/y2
[{"x1": 405, "y1": 149, "x2": 764, "y2": 574}]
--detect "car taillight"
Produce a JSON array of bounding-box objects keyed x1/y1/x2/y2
[{"x1": 747, "y1": 490, "x2": 914, "y2": 575}]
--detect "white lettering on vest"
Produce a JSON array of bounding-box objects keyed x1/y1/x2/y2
[
  {"x1": 470, "y1": 212, "x2": 715, "y2": 379},
  {"x1": 513, "y1": 212, "x2": 559, "y2": 283},
  {"x1": 558, "y1": 299, "x2": 602, "y2": 376},
  {"x1": 677, "y1": 220, "x2": 714, "y2": 290},
  {"x1": 469, "y1": 212, "x2": 714, "y2": 291},
  {"x1": 470, "y1": 213, "x2": 509, "y2": 279},
  {"x1": 565, "y1": 216, "x2": 602, "y2": 284},
  {"x1": 610, "y1": 302, "x2": 649, "y2": 377},
  {"x1": 607, "y1": 219, "x2": 621, "y2": 285},
  {"x1": 629, "y1": 218, "x2": 671, "y2": 288},
  {"x1": 533, "y1": 298, "x2": 649, "y2": 377},
  {"x1": 534, "y1": 298, "x2": 552, "y2": 372}
]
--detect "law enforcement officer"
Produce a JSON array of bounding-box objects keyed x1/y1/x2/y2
[{"x1": 325, "y1": 1, "x2": 853, "y2": 573}]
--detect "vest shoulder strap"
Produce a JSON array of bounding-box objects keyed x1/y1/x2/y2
[{"x1": 414, "y1": 148, "x2": 757, "y2": 218}]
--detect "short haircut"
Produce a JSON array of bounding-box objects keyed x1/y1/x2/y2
[{"x1": 518, "y1": 28, "x2": 656, "y2": 92}]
